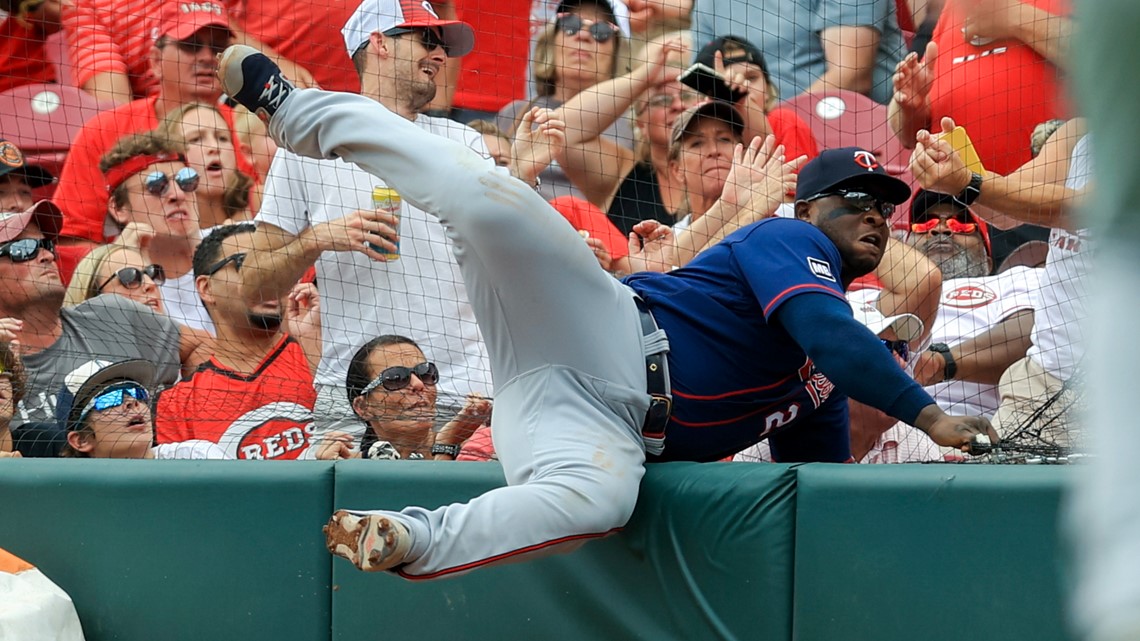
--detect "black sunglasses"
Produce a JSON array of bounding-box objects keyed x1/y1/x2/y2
[
  {"x1": 384, "y1": 27, "x2": 450, "y2": 55},
  {"x1": 360, "y1": 362, "x2": 440, "y2": 395},
  {"x1": 807, "y1": 189, "x2": 895, "y2": 219},
  {"x1": 0, "y1": 237, "x2": 55, "y2": 263},
  {"x1": 173, "y1": 36, "x2": 229, "y2": 56},
  {"x1": 881, "y1": 339, "x2": 909, "y2": 361},
  {"x1": 202, "y1": 252, "x2": 246, "y2": 276},
  {"x1": 144, "y1": 167, "x2": 199, "y2": 198},
  {"x1": 98, "y1": 264, "x2": 166, "y2": 292},
  {"x1": 555, "y1": 13, "x2": 618, "y2": 43}
]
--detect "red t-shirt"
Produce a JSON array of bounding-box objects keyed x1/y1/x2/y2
[
  {"x1": 0, "y1": 16, "x2": 57, "y2": 93},
  {"x1": 61, "y1": 0, "x2": 171, "y2": 100},
  {"x1": 451, "y1": 0, "x2": 530, "y2": 113},
  {"x1": 768, "y1": 107, "x2": 820, "y2": 164},
  {"x1": 53, "y1": 95, "x2": 256, "y2": 242},
  {"x1": 549, "y1": 195, "x2": 630, "y2": 260},
  {"x1": 927, "y1": 0, "x2": 1068, "y2": 175},
  {"x1": 155, "y1": 335, "x2": 319, "y2": 460},
  {"x1": 229, "y1": 0, "x2": 360, "y2": 94}
]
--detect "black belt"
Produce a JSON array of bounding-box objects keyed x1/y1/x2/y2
[{"x1": 632, "y1": 295, "x2": 672, "y2": 440}]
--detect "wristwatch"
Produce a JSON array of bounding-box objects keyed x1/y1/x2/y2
[
  {"x1": 928, "y1": 343, "x2": 957, "y2": 381},
  {"x1": 431, "y1": 443, "x2": 462, "y2": 458},
  {"x1": 957, "y1": 172, "x2": 983, "y2": 206}
]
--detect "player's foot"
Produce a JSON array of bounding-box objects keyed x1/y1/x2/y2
[
  {"x1": 216, "y1": 44, "x2": 295, "y2": 123},
  {"x1": 323, "y1": 510, "x2": 412, "y2": 572}
]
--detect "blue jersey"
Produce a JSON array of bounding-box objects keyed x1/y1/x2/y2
[{"x1": 624, "y1": 218, "x2": 852, "y2": 462}]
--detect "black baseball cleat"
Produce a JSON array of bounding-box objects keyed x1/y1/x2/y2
[{"x1": 216, "y1": 44, "x2": 295, "y2": 123}]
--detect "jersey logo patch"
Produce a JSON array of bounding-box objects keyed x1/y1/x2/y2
[
  {"x1": 807, "y1": 257, "x2": 837, "y2": 282},
  {"x1": 944, "y1": 284, "x2": 997, "y2": 309}
]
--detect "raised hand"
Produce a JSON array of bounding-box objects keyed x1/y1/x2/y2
[
  {"x1": 512, "y1": 107, "x2": 567, "y2": 184},
  {"x1": 721, "y1": 136, "x2": 806, "y2": 216},
  {"x1": 626, "y1": 220, "x2": 675, "y2": 274},
  {"x1": 892, "y1": 41, "x2": 937, "y2": 113},
  {"x1": 910, "y1": 117, "x2": 972, "y2": 194},
  {"x1": 436, "y1": 394, "x2": 492, "y2": 450}
]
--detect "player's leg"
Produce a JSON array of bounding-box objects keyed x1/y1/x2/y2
[{"x1": 220, "y1": 47, "x2": 652, "y2": 577}]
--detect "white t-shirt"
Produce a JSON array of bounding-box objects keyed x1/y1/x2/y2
[
  {"x1": 160, "y1": 271, "x2": 215, "y2": 334},
  {"x1": 925, "y1": 266, "x2": 1040, "y2": 417},
  {"x1": 257, "y1": 113, "x2": 494, "y2": 403},
  {"x1": 1027, "y1": 134, "x2": 1093, "y2": 382}
]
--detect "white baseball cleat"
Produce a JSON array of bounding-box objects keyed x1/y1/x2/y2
[
  {"x1": 323, "y1": 510, "x2": 412, "y2": 572},
  {"x1": 216, "y1": 44, "x2": 295, "y2": 124}
]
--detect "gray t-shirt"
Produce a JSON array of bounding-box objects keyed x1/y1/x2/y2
[
  {"x1": 14, "y1": 295, "x2": 182, "y2": 428},
  {"x1": 691, "y1": 0, "x2": 906, "y2": 105}
]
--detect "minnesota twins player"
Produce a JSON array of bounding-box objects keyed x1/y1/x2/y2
[{"x1": 218, "y1": 45, "x2": 995, "y2": 580}]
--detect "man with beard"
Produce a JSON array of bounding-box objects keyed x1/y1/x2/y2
[
  {"x1": 154, "y1": 223, "x2": 326, "y2": 460},
  {"x1": 905, "y1": 189, "x2": 1040, "y2": 419},
  {"x1": 243, "y1": 0, "x2": 547, "y2": 438}
]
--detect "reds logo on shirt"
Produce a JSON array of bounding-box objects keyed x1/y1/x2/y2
[
  {"x1": 222, "y1": 402, "x2": 315, "y2": 460},
  {"x1": 943, "y1": 283, "x2": 998, "y2": 309}
]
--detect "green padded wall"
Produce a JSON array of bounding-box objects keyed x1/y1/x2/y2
[
  {"x1": 0, "y1": 460, "x2": 335, "y2": 641},
  {"x1": 793, "y1": 464, "x2": 1072, "y2": 641},
  {"x1": 331, "y1": 461, "x2": 799, "y2": 641}
]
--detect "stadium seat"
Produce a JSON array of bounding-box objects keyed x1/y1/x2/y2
[{"x1": 0, "y1": 83, "x2": 108, "y2": 195}]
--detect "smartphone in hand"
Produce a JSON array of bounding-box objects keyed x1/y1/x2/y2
[{"x1": 680, "y1": 62, "x2": 747, "y2": 105}]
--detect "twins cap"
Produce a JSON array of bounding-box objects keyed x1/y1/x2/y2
[
  {"x1": 849, "y1": 300, "x2": 924, "y2": 344},
  {"x1": 55, "y1": 359, "x2": 156, "y2": 432},
  {"x1": 156, "y1": 1, "x2": 234, "y2": 41},
  {"x1": 0, "y1": 139, "x2": 54, "y2": 189},
  {"x1": 342, "y1": 0, "x2": 476, "y2": 58},
  {"x1": 670, "y1": 100, "x2": 744, "y2": 148},
  {"x1": 795, "y1": 147, "x2": 912, "y2": 205},
  {"x1": 0, "y1": 200, "x2": 63, "y2": 243},
  {"x1": 694, "y1": 35, "x2": 770, "y2": 81},
  {"x1": 909, "y1": 188, "x2": 992, "y2": 256}
]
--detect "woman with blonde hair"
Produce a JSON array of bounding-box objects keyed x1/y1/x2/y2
[
  {"x1": 63, "y1": 243, "x2": 166, "y2": 314},
  {"x1": 158, "y1": 102, "x2": 256, "y2": 229}
]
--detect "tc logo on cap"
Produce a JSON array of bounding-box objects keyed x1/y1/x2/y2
[{"x1": 853, "y1": 150, "x2": 880, "y2": 171}]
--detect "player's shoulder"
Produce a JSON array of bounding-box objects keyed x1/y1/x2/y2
[{"x1": 732, "y1": 216, "x2": 831, "y2": 247}]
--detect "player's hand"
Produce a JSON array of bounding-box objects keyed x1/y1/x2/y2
[
  {"x1": 625, "y1": 219, "x2": 675, "y2": 274},
  {"x1": 910, "y1": 117, "x2": 973, "y2": 195},
  {"x1": 308, "y1": 208, "x2": 399, "y2": 261},
  {"x1": 436, "y1": 394, "x2": 492, "y2": 453},
  {"x1": 917, "y1": 407, "x2": 1000, "y2": 451},
  {"x1": 892, "y1": 41, "x2": 937, "y2": 113},
  {"x1": 511, "y1": 107, "x2": 566, "y2": 184}
]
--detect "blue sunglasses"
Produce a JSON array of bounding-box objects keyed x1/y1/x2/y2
[
  {"x1": 78, "y1": 382, "x2": 149, "y2": 425},
  {"x1": 881, "y1": 339, "x2": 909, "y2": 361}
]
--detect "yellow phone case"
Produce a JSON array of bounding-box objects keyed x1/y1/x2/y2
[{"x1": 934, "y1": 126, "x2": 987, "y2": 174}]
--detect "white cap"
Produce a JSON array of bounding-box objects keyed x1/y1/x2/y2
[
  {"x1": 849, "y1": 300, "x2": 924, "y2": 343},
  {"x1": 341, "y1": 0, "x2": 475, "y2": 58}
]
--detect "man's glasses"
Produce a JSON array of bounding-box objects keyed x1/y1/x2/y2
[
  {"x1": 881, "y1": 339, "x2": 909, "y2": 361},
  {"x1": 555, "y1": 13, "x2": 619, "y2": 43},
  {"x1": 202, "y1": 252, "x2": 246, "y2": 276},
  {"x1": 0, "y1": 237, "x2": 55, "y2": 263},
  {"x1": 144, "y1": 167, "x2": 199, "y2": 198},
  {"x1": 645, "y1": 90, "x2": 702, "y2": 110},
  {"x1": 910, "y1": 216, "x2": 978, "y2": 234},
  {"x1": 78, "y1": 382, "x2": 149, "y2": 425},
  {"x1": 173, "y1": 36, "x2": 229, "y2": 56},
  {"x1": 360, "y1": 362, "x2": 440, "y2": 395},
  {"x1": 807, "y1": 190, "x2": 895, "y2": 219},
  {"x1": 384, "y1": 27, "x2": 450, "y2": 55},
  {"x1": 98, "y1": 265, "x2": 166, "y2": 292}
]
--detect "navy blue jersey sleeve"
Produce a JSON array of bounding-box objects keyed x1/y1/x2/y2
[{"x1": 729, "y1": 219, "x2": 847, "y2": 320}]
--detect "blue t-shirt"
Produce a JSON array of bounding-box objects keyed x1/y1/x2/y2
[{"x1": 625, "y1": 217, "x2": 851, "y2": 461}]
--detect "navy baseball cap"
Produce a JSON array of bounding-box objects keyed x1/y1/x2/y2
[
  {"x1": 694, "y1": 35, "x2": 769, "y2": 80},
  {"x1": 795, "y1": 147, "x2": 912, "y2": 204}
]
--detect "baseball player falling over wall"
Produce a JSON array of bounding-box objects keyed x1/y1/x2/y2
[{"x1": 218, "y1": 44, "x2": 995, "y2": 581}]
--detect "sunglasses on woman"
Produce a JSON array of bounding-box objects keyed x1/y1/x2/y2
[
  {"x1": 144, "y1": 167, "x2": 199, "y2": 198},
  {"x1": 556, "y1": 13, "x2": 619, "y2": 43},
  {"x1": 77, "y1": 382, "x2": 150, "y2": 425},
  {"x1": 909, "y1": 216, "x2": 978, "y2": 235},
  {"x1": 360, "y1": 362, "x2": 440, "y2": 395},
  {"x1": 0, "y1": 237, "x2": 55, "y2": 263},
  {"x1": 97, "y1": 264, "x2": 166, "y2": 292},
  {"x1": 806, "y1": 190, "x2": 895, "y2": 219},
  {"x1": 881, "y1": 339, "x2": 909, "y2": 361}
]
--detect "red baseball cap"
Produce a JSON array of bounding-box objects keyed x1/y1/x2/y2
[
  {"x1": 341, "y1": 0, "x2": 475, "y2": 58},
  {"x1": 156, "y1": 1, "x2": 234, "y2": 42}
]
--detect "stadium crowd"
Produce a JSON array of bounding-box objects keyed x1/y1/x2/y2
[{"x1": 0, "y1": 0, "x2": 1084, "y2": 463}]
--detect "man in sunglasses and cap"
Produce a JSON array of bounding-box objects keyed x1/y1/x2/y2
[{"x1": 218, "y1": 53, "x2": 995, "y2": 579}]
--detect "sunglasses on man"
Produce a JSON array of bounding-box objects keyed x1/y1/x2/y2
[
  {"x1": 909, "y1": 216, "x2": 978, "y2": 235},
  {"x1": 202, "y1": 252, "x2": 246, "y2": 276},
  {"x1": 881, "y1": 339, "x2": 909, "y2": 362},
  {"x1": 360, "y1": 362, "x2": 440, "y2": 395},
  {"x1": 144, "y1": 167, "x2": 200, "y2": 198},
  {"x1": 77, "y1": 382, "x2": 150, "y2": 426},
  {"x1": 806, "y1": 189, "x2": 896, "y2": 219},
  {"x1": 383, "y1": 27, "x2": 450, "y2": 55},
  {"x1": 555, "y1": 13, "x2": 619, "y2": 43},
  {"x1": 98, "y1": 264, "x2": 166, "y2": 292},
  {"x1": 0, "y1": 237, "x2": 55, "y2": 263}
]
